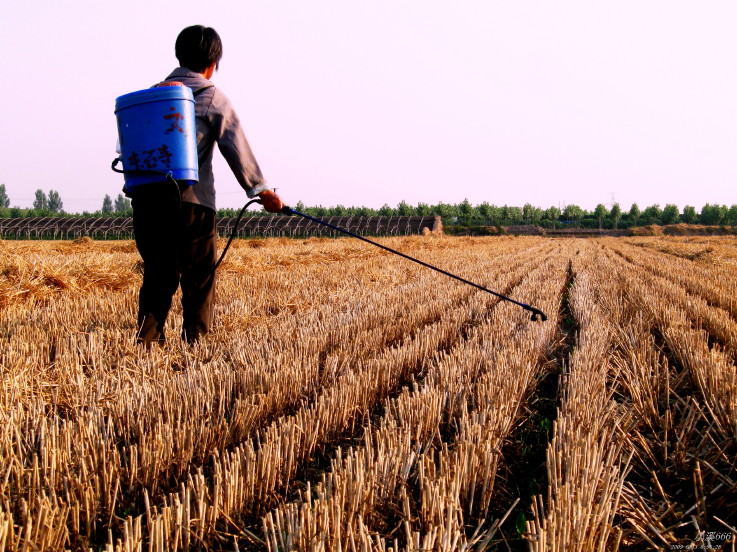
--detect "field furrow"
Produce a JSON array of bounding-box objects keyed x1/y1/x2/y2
[{"x1": 527, "y1": 242, "x2": 631, "y2": 551}]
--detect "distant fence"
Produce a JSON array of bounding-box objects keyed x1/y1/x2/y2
[{"x1": 0, "y1": 215, "x2": 441, "y2": 240}]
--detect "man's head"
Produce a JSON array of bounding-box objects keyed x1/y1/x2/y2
[{"x1": 175, "y1": 25, "x2": 223, "y2": 73}]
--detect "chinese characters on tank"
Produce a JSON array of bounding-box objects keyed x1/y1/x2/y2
[
  {"x1": 164, "y1": 107, "x2": 186, "y2": 135},
  {"x1": 126, "y1": 145, "x2": 174, "y2": 171}
]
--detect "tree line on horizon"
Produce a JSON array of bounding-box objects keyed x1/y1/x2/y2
[
  {"x1": 223, "y1": 200, "x2": 737, "y2": 229},
  {"x1": 0, "y1": 185, "x2": 735, "y2": 228}
]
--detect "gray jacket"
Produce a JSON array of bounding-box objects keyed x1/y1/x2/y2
[{"x1": 163, "y1": 67, "x2": 270, "y2": 210}]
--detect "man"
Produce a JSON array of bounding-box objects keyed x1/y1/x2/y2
[{"x1": 130, "y1": 25, "x2": 284, "y2": 344}]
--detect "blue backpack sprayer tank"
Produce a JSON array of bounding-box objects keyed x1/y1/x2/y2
[{"x1": 112, "y1": 85, "x2": 199, "y2": 192}]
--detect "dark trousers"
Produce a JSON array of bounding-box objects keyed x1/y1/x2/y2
[{"x1": 131, "y1": 191, "x2": 217, "y2": 344}]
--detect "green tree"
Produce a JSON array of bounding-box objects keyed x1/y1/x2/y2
[
  {"x1": 563, "y1": 204, "x2": 583, "y2": 227},
  {"x1": 643, "y1": 205, "x2": 662, "y2": 224},
  {"x1": 642, "y1": 204, "x2": 662, "y2": 225},
  {"x1": 312, "y1": 205, "x2": 328, "y2": 217},
  {"x1": 628, "y1": 203, "x2": 641, "y2": 226},
  {"x1": 47, "y1": 190, "x2": 63, "y2": 213},
  {"x1": 415, "y1": 202, "x2": 432, "y2": 216},
  {"x1": 700, "y1": 204, "x2": 726, "y2": 225},
  {"x1": 0, "y1": 184, "x2": 9, "y2": 208},
  {"x1": 457, "y1": 198, "x2": 475, "y2": 222},
  {"x1": 661, "y1": 204, "x2": 680, "y2": 225},
  {"x1": 487, "y1": 205, "x2": 502, "y2": 224},
  {"x1": 102, "y1": 194, "x2": 114, "y2": 214},
  {"x1": 114, "y1": 193, "x2": 131, "y2": 213},
  {"x1": 33, "y1": 189, "x2": 48, "y2": 211},
  {"x1": 727, "y1": 205, "x2": 737, "y2": 226},
  {"x1": 594, "y1": 203, "x2": 608, "y2": 229},
  {"x1": 396, "y1": 200, "x2": 413, "y2": 216},
  {"x1": 378, "y1": 203, "x2": 394, "y2": 216},
  {"x1": 523, "y1": 203, "x2": 543, "y2": 224},
  {"x1": 507, "y1": 206, "x2": 524, "y2": 224},
  {"x1": 523, "y1": 203, "x2": 534, "y2": 223},
  {"x1": 682, "y1": 205, "x2": 697, "y2": 224},
  {"x1": 352, "y1": 206, "x2": 376, "y2": 216},
  {"x1": 544, "y1": 206, "x2": 561, "y2": 228},
  {"x1": 477, "y1": 201, "x2": 492, "y2": 221},
  {"x1": 432, "y1": 202, "x2": 458, "y2": 220},
  {"x1": 610, "y1": 203, "x2": 622, "y2": 230},
  {"x1": 699, "y1": 204, "x2": 715, "y2": 225}
]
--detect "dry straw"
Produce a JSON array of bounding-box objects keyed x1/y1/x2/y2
[{"x1": 1, "y1": 235, "x2": 735, "y2": 550}]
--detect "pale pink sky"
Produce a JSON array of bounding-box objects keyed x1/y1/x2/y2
[{"x1": 1, "y1": 1, "x2": 735, "y2": 213}]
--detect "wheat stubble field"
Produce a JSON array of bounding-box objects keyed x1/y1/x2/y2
[{"x1": 0, "y1": 235, "x2": 736, "y2": 551}]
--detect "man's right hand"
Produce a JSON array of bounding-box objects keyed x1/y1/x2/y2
[{"x1": 258, "y1": 190, "x2": 285, "y2": 213}]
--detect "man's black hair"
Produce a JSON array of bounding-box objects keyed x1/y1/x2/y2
[{"x1": 175, "y1": 25, "x2": 223, "y2": 73}]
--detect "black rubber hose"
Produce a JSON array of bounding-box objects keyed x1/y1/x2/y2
[{"x1": 212, "y1": 198, "x2": 263, "y2": 272}]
